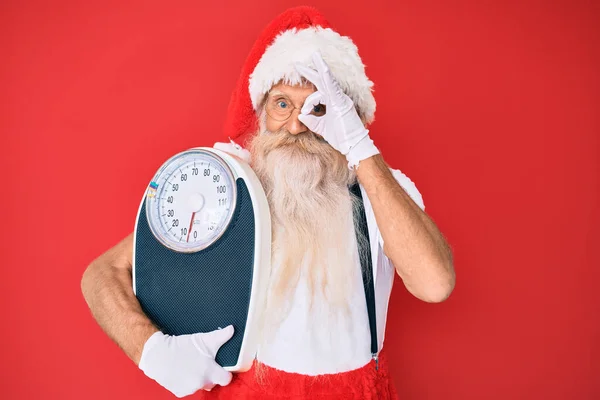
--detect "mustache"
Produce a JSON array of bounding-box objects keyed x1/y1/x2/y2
[
  {"x1": 248, "y1": 125, "x2": 354, "y2": 189},
  {"x1": 258, "y1": 128, "x2": 329, "y2": 154}
]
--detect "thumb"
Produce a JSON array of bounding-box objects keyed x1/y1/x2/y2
[
  {"x1": 298, "y1": 114, "x2": 321, "y2": 133},
  {"x1": 200, "y1": 325, "x2": 235, "y2": 357},
  {"x1": 208, "y1": 364, "x2": 233, "y2": 387}
]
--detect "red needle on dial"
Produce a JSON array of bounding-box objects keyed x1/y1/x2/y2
[{"x1": 186, "y1": 212, "x2": 196, "y2": 242}]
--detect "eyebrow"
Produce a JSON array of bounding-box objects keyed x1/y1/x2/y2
[{"x1": 268, "y1": 90, "x2": 289, "y2": 98}]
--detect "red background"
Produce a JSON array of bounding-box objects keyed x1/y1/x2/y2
[{"x1": 1, "y1": 0, "x2": 598, "y2": 399}]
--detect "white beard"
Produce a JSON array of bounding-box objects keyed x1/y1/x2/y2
[{"x1": 248, "y1": 128, "x2": 368, "y2": 343}]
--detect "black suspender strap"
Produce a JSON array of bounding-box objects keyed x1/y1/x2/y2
[{"x1": 349, "y1": 182, "x2": 379, "y2": 370}]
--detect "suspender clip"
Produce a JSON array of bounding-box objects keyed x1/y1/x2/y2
[{"x1": 372, "y1": 353, "x2": 379, "y2": 371}]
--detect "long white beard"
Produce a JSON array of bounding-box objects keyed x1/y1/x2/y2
[{"x1": 248, "y1": 128, "x2": 368, "y2": 342}]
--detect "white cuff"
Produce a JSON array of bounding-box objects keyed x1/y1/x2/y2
[{"x1": 346, "y1": 136, "x2": 380, "y2": 169}]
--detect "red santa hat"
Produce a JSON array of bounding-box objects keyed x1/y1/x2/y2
[{"x1": 223, "y1": 6, "x2": 376, "y2": 142}]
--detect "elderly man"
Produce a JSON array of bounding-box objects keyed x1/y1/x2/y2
[{"x1": 81, "y1": 6, "x2": 454, "y2": 399}]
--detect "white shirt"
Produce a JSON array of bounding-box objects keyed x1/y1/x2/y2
[{"x1": 256, "y1": 168, "x2": 425, "y2": 375}]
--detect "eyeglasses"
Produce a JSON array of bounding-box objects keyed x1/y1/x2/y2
[{"x1": 265, "y1": 93, "x2": 327, "y2": 122}]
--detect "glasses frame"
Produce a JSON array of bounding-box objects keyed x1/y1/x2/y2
[{"x1": 264, "y1": 93, "x2": 326, "y2": 122}]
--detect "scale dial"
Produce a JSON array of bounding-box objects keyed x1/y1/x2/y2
[{"x1": 145, "y1": 149, "x2": 237, "y2": 253}]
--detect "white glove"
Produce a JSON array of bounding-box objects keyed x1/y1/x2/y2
[
  {"x1": 213, "y1": 140, "x2": 251, "y2": 163},
  {"x1": 139, "y1": 326, "x2": 235, "y2": 398},
  {"x1": 294, "y1": 52, "x2": 380, "y2": 169}
]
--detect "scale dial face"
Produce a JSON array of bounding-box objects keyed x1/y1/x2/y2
[{"x1": 145, "y1": 149, "x2": 237, "y2": 253}]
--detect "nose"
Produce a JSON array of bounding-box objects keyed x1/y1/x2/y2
[{"x1": 286, "y1": 108, "x2": 308, "y2": 135}]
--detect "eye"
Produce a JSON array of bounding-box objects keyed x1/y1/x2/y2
[
  {"x1": 312, "y1": 104, "x2": 326, "y2": 116},
  {"x1": 275, "y1": 99, "x2": 288, "y2": 109}
]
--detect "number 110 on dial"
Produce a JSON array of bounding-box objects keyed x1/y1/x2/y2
[{"x1": 145, "y1": 150, "x2": 237, "y2": 253}]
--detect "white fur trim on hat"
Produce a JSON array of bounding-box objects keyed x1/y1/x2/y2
[{"x1": 248, "y1": 27, "x2": 376, "y2": 123}]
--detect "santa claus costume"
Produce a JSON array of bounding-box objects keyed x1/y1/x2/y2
[{"x1": 201, "y1": 6, "x2": 425, "y2": 400}]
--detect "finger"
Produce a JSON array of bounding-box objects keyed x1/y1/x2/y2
[
  {"x1": 312, "y1": 51, "x2": 334, "y2": 89},
  {"x1": 312, "y1": 51, "x2": 331, "y2": 75},
  {"x1": 294, "y1": 63, "x2": 325, "y2": 92},
  {"x1": 312, "y1": 52, "x2": 341, "y2": 103},
  {"x1": 201, "y1": 325, "x2": 235, "y2": 356},
  {"x1": 297, "y1": 114, "x2": 321, "y2": 133},
  {"x1": 203, "y1": 383, "x2": 216, "y2": 392},
  {"x1": 208, "y1": 365, "x2": 233, "y2": 387},
  {"x1": 300, "y1": 91, "x2": 325, "y2": 115}
]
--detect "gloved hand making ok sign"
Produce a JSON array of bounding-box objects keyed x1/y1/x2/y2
[{"x1": 294, "y1": 51, "x2": 380, "y2": 169}]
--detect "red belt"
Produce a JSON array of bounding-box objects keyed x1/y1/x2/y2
[{"x1": 199, "y1": 348, "x2": 398, "y2": 399}]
